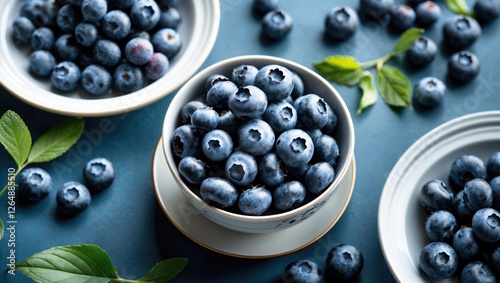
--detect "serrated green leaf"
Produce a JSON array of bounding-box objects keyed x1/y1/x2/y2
[
  {"x1": 136, "y1": 258, "x2": 188, "y2": 283},
  {"x1": 392, "y1": 28, "x2": 425, "y2": 54},
  {"x1": 357, "y1": 72, "x2": 378, "y2": 114},
  {"x1": 377, "y1": 66, "x2": 412, "y2": 108},
  {"x1": 17, "y1": 244, "x2": 119, "y2": 283},
  {"x1": 0, "y1": 218, "x2": 4, "y2": 240},
  {"x1": 444, "y1": 0, "x2": 472, "y2": 15},
  {"x1": 0, "y1": 110, "x2": 32, "y2": 167},
  {"x1": 314, "y1": 56, "x2": 364, "y2": 86},
  {"x1": 27, "y1": 118, "x2": 84, "y2": 164}
]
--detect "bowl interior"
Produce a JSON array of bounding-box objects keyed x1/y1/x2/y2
[{"x1": 162, "y1": 55, "x2": 355, "y2": 222}]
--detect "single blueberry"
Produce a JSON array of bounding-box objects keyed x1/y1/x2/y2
[
  {"x1": 359, "y1": 0, "x2": 394, "y2": 21},
  {"x1": 238, "y1": 186, "x2": 272, "y2": 216},
  {"x1": 125, "y1": 37, "x2": 154, "y2": 66},
  {"x1": 54, "y1": 34, "x2": 80, "y2": 62},
  {"x1": 263, "y1": 100, "x2": 297, "y2": 133},
  {"x1": 145, "y1": 52, "x2": 170, "y2": 81},
  {"x1": 238, "y1": 119, "x2": 275, "y2": 156},
  {"x1": 57, "y1": 4, "x2": 82, "y2": 33},
  {"x1": 449, "y1": 154, "x2": 487, "y2": 189},
  {"x1": 276, "y1": 129, "x2": 314, "y2": 168},
  {"x1": 305, "y1": 162, "x2": 335, "y2": 194},
  {"x1": 171, "y1": 124, "x2": 203, "y2": 159},
  {"x1": 74, "y1": 22, "x2": 98, "y2": 48},
  {"x1": 258, "y1": 153, "x2": 286, "y2": 187},
  {"x1": 406, "y1": 36, "x2": 437, "y2": 68},
  {"x1": 472, "y1": 208, "x2": 500, "y2": 242},
  {"x1": 324, "y1": 6, "x2": 359, "y2": 41},
  {"x1": 20, "y1": 0, "x2": 57, "y2": 28},
  {"x1": 487, "y1": 152, "x2": 500, "y2": 179},
  {"x1": 50, "y1": 61, "x2": 81, "y2": 92},
  {"x1": 254, "y1": 64, "x2": 294, "y2": 102},
  {"x1": 181, "y1": 100, "x2": 209, "y2": 124},
  {"x1": 490, "y1": 176, "x2": 500, "y2": 211},
  {"x1": 282, "y1": 260, "x2": 322, "y2": 283},
  {"x1": 56, "y1": 181, "x2": 91, "y2": 215},
  {"x1": 93, "y1": 39, "x2": 122, "y2": 68},
  {"x1": 225, "y1": 151, "x2": 258, "y2": 186},
  {"x1": 253, "y1": 0, "x2": 281, "y2": 15},
  {"x1": 216, "y1": 111, "x2": 243, "y2": 137},
  {"x1": 313, "y1": 135, "x2": 340, "y2": 168},
  {"x1": 200, "y1": 177, "x2": 238, "y2": 208},
  {"x1": 424, "y1": 210, "x2": 457, "y2": 242},
  {"x1": 452, "y1": 227, "x2": 480, "y2": 260},
  {"x1": 295, "y1": 94, "x2": 329, "y2": 130},
  {"x1": 413, "y1": 77, "x2": 446, "y2": 108},
  {"x1": 191, "y1": 108, "x2": 219, "y2": 132},
  {"x1": 130, "y1": 0, "x2": 161, "y2": 31},
  {"x1": 231, "y1": 64, "x2": 259, "y2": 87},
  {"x1": 12, "y1": 17, "x2": 35, "y2": 44},
  {"x1": 81, "y1": 65, "x2": 112, "y2": 96},
  {"x1": 415, "y1": 1, "x2": 441, "y2": 28},
  {"x1": 389, "y1": 4, "x2": 416, "y2": 33},
  {"x1": 448, "y1": 50, "x2": 480, "y2": 84},
  {"x1": 30, "y1": 27, "x2": 55, "y2": 51},
  {"x1": 206, "y1": 80, "x2": 238, "y2": 110},
  {"x1": 419, "y1": 242, "x2": 458, "y2": 280},
  {"x1": 113, "y1": 63, "x2": 144, "y2": 93},
  {"x1": 18, "y1": 168, "x2": 52, "y2": 201},
  {"x1": 152, "y1": 28, "x2": 182, "y2": 59},
  {"x1": 322, "y1": 103, "x2": 338, "y2": 135},
  {"x1": 419, "y1": 179, "x2": 454, "y2": 212},
  {"x1": 261, "y1": 10, "x2": 293, "y2": 40},
  {"x1": 443, "y1": 15, "x2": 481, "y2": 51},
  {"x1": 452, "y1": 189, "x2": 475, "y2": 225},
  {"x1": 326, "y1": 244, "x2": 364, "y2": 280},
  {"x1": 202, "y1": 129, "x2": 233, "y2": 162},
  {"x1": 461, "y1": 261, "x2": 496, "y2": 283},
  {"x1": 178, "y1": 156, "x2": 206, "y2": 185},
  {"x1": 290, "y1": 72, "x2": 304, "y2": 100},
  {"x1": 29, "y1": 50, "x2": 56, "y2": 77},
  {"x1": 102, "y1": 10, "x2": 132, "y2": 40},
  {"x1": 81, "y1": 0, "x2": 107, "y2": 23},
  {"x1": 228, "y1": 86, "x2": 268, "y2": 119},
  {"x1": 463, "y1": 178, "x2": 493, "y2": 212},
  {"x1": 158, "y1": 6, "x2": 181, "y2": 30},
  {"x1": 474, "y1": 0, "x2": 500, "y2": 24},
  {"x1": 273, "y1": 180, "x2": 306, "y2": 211},
  {"x1": 83, "y1": 157, "x2": 115, "y2": 192},
  {"x1": 204, "y1": 74, "x2": 229, "y2": 93}
]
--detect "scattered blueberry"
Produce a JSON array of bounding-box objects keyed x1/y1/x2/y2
[
  {"x1": 83, "y1": 157, "x2": 115, "y2": 192},
  {"x1": 238, "y1": 186, "x2": 272, "y2": 216},
  {"x1": 448, "y1": 50, "x2": 481, "y2": 84},
  {"x1": 29, "y1": 50, "x2": 56, "y2": 77},
  {"x1": 324, "y1": 6, "x2": 358, "y2": 41},
  {"x1": 413, "y1": 77, "x2": 446, "y2": 108},
  {"x1": 18, "y1": 167, "x2": 52, "y2": 202},
  {"x1": 443, "y1": 15, "x2": 481, "y2": 51},
  {"x1": 389, "y1": 4, "x2": 416, "y2": 33},
  {"x1": 406, "y1": 36, "x2": 437, "y2": 68},
  {"x1": 415, "y1": 1, "x2": 441, "y2": 28},
  {"x1": 261, "y1": 10, "x2": 293, "y2": 40},
  {"x1": 359, "y1": 0, "x2": 394, "y2": 21},
  {"x1": 282, "y1": 260, "x2": 322, "y2": 283},
  {"x1": 200, "y1": 177, "x2": 238, "y2": 208},
  {"x1": 56, "y1": 181, "x2": 91, "y2": 215},
  {"x1": 419, "y1": 242, "x2": 458, "y2": 280},
  {"x1": 326, "y1": 244, "x2": 364, "y2": 280},
  {"x1": 253, "y1": 0, "x2": 281, "y2": 15},
  {"x1": 474, "y1": 0, "x2": 500, "y2": 24}
]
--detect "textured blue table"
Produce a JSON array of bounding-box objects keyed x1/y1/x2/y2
[{"x1": 1, "y1": 0, "x2": 500, "y2": 282}]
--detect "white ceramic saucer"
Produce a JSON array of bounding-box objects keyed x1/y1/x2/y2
[{"x1": 152, "y1": 138, "x2": 356, "y2": 258}]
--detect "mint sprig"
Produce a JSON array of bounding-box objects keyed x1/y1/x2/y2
[
  {"x1": 16, "y1": 244, "x2": 188, "y2": 283},
  {"x1": 314, "y1": 28, "x2": 424, "y2": 113},
  {"x1": 444, "y1": 0, "x2": 474, "y2": 16}
]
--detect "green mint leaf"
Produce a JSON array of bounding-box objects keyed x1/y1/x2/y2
[
  {"x1": 313, "y1": 56, "x2": 364, "y2": 86},
  {"x1": 392, "y1": 28, "x2": 425, "y2": 54},
  {"x1": 377, "y1": 65, "x2": 412, "y2": 108},
  {"x1": 357, "y1": 72, "x2": 378, "y2": 114},
  {"x1": 135, "y1": 258, "x2": 188, "y2": 283},
  {"x1": 444, "y1": 0, "x2": 472, "y2": 15},
  {"x1": 27, "y1": 118, "x2": 84, "y2": 164},
  {"x1": 0, "y1": 110, "x2": 32, "y2": 168},
  {"x1": 0, "y1": 218, "x2": 4, "y2": 240},
  {"x1": 17, "y1": 244, "x2": 119, "y2": 283}
]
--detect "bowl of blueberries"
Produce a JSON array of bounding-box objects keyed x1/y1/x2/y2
[
  {"x1": 379, "y1": 111, "x2": 500, "y2": 282},
  {"x1": 161, "y1": 55, "x2": 355, "y2": 234},
  {"x1": 0, "y1": 0, "x2": 220, "y2": 117}
]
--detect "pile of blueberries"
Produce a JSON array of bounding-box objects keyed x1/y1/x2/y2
[
  {"x1": 17, "y1": 157, "x2": 115, "y2": 216},
  {"x1": 418, "y1": 152, "x2": 500, "y2": 281},
  {"x1": 171, "y1": 63, "x2": 341, "y2": 216},
  {"x1": 11, "y1": 0, "x2": 181, "y2": 95}
]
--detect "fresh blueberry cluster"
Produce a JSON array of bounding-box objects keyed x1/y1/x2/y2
[
  {"x1": 11, "y1": 0, "x2": 182, "y2": 95},
  {"x1": 281, "y1": 243, "x2": 364, "y2": 282},
  {"x1": 17, "y1": 157, "x2": 115, "y2": 215},
  {"x1": 418, "y1": 152, "x2": 500, "y2": 281},
  {"x1": 171, "y1": 63, "x2": 340, "y2": 216}
]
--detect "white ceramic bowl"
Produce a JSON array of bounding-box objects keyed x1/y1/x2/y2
[
  {"x1": 161, "y1": 55, "x2": 355, "y2": 234},
  {"x1": 378, "y1": 111, "x2": 500, "y2": 282},
  {"x1": 0, "y1": 0, "x2": 220, "y2": 117}
]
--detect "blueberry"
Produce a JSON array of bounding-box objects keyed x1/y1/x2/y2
[
  {"x1": 253, "y1": 0, "x2": 281, "y2": 15},
  {"x1": 130, "y1": 0, "x2": 161, "y2": 31},
  {"x1": 102, "y1": 10, "x2": 132, "y2": 41},
  {"x1": 449, "y1": 154, "x2": 487, "y2": 189},
  {"x1": 12, "y1": 17, "x2": 35, "y2": 44},
  {"x1": 359, "y1": 0, "x2": 394, "y2": 21},
  {"x1": 285, "y1": 163, "x2": 311, "y2": 183},
  {"x1": 238, "y1": 186, "x2": 272, "y2": 216},
  {"x1": 79, "y1": 49, "x2": 97, "y2": 69},
  {"x1": 202, "y1": 130, "x2": 233, "y2": 162},
  {"x1": 83, "y1": 157, "x2": 114, "y2": 192},
  {"x1": 206, "y1": 80, "x2": 238, "y2": 110},
  {"x1": 463, "y1": 178, "x2": 494, "y2": 212},
  {"x1": 93, "y1": 39, "x2": 122, "y2": 68},
  {"x1": 322, "y1": 103, "x2": 338, "y2": 135},
  {"x1": 152, "y1": 28, "x2": 182, "y2": 59},
  {"x1": 55, "y1": 34, "x2": 80, "y2": 61},
  {"x1": 125, "y1": 37, "x2": 154, "y2": 66},
  {"x1": 424, "y1": 210, "x2": 457, "y2": 242},
  {"x1": 413, "y1": 77, "x2": 446, "y2": 108},
  {"x1": 191, "y1": 108, "x2": 219, "y2": 131},
  {"x1": 74, "y1": 22, "x2": 98, "y2": 47},
  {"x1": 276, "y1": 129, "x2": 314, "y2": 168},
  {"x1": 20, "y1": 1, "x2": 57, "y2": 28},
  {"x1": 225, "y1": 151, "x2": 258, "y2": 186},
  {"x1": 200, "y1": 177, "x2": 238, "y2": 208},
  {"x1": 406, "y1": 36, "x2": 437, "y2": 68},
  {"x1": 254, "y1": 64, "x2": 294, "y2": 102},
  {"x1": 145, "y1": 52, "x2": 170, "y2": 81},
  {"x1": 415, "y1": 1, "x2": 441, "y2": 28},
  {"x1": 171, "y1": 124, "x2": 203, "y2": 159},
  {"x1": 474, "y1": 0, "x2": 500, "y2": 24},
  {"x1": 487, "y1": 152, "x2": 500, "y2": 179},
  {"x1": 486, "y1": 245, "x2": 500, "y2": 275},
  {"x1": 419, "y1": 242, "x2": 458, "y2": 280},
  {"x1": 291, "y1": 72, "x2": 304, "y2": 100},
  {"x1": 158, "y1": 6, "x2": 181, "y2": 30},
  {"x1": 258, "y1": 153, "x2": 286, "y2": 187},
  {"x1": 261, "y1": 10, "x2": 293, "y2": 40},
  {"x1": 448, "y1": 50, "x2": 480, "y2": 84},
  {"x1": 282, "y1": 260, "x2": 322, "y2": 283},
  {"x1": 56, "y1": 181, "x2": 91, "y2": 215},
  {"x1": 51, "y1": 61, "x2": 81, "y2": 92},
  {"x1": 231, "y1": 64, "x2": 259, "y2": 87},
  {"x1": 181, "y1": 100, "x2": 209, "y2": 124},
  {"x1": 452, "y1": 227, "x2": 480, "y2": 260},
  {"x1": 313, "y1": 135, "x2": 340, "y2": 168},
  {"x1": 443, "y1": 15, "x2": 481, "y2": 51},
  {"x1": 472, "y1": 208, "x2": 500, "y2": 242},
  {"x1": 326, "y1": 244, "x2": 364, "y2": 280},
  {"x1": 461, "y1": 261, "x2": 496, "y2": 283},
  {"x1": 81, "y1": 0, "x2": 107, "y2": 22},
  {"x1": 228, "y1": 86, "x2": 268, "y2": 119},
  {"x1": 324, "y1": 6, "x2": 358, "y2": 41},
  {"x1": 295, "y1": 94, "x2": 329, "y2": 130},
  {"x1": 305, "y1": 162, "x2": 334, "y2": 194},
  {"x1": 29, "y1": 50, "x2": 56, "y2": 77},
  {"x1": 238, "y1": 119, "x2": 275, "y2": 156},
  {"x1": 57, "y1": 4, "x2": 82, "y2": 33},
  {"x1": 419, "y1": 179, "x2": 454, "y2": 212},
  {"x1": 18, "y1": 168, "x2": 52, "y2": 201},
  {"x1": 109, "y1": 0, "x2": 135, "y2": 10},
  {"x1": 81, "y1": 64, "x2": 112, "y2": 96},
  {"x1": 204, "y1": 74, "x2": 229, "y2": 93},
  {"x1": 389, "y1": 4, "x2": 416, "y2": 33},
  {"x1": 490, "y1": 176, "x2": 500, "y2": 211},
  {"x1": 263, "y1": 101, "x2": 297, "y2": 133},
  {"x1": 113, "y1": 63, "x2": 144, "y2": 93},
  {"x1": 216, "y1": 111, "x2": 243, "y2": 137},
  {"x1": 273, "y1": 180, "x2": 306, "y2": 211},
  {"x1": 178, "y1": 156, "x2": 206, "y2": 184},
  {"x1": 452, "y1": 189, "x2": 475, "y2": 224},
  {"x1": 30, "y1": 27, "x2": 54, "y2": 51}
]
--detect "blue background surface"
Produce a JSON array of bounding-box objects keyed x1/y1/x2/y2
[{"x1": 1, "y1": 0, "x2": 500, "y2": 282}]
